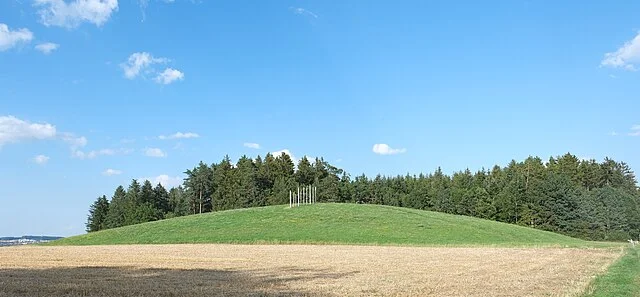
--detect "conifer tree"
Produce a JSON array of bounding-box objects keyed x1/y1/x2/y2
[{"x1": 86, "y1": 195, "x2": 109, "y2": 232}]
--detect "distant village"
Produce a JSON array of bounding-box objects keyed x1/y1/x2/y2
[{"x1": 0, "y1": 236, "x2": 63, "y2": 247}]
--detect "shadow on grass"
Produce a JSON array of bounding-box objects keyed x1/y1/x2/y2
[{"x1": 0, "y1": 266, "x2": 358, "y2": 296}]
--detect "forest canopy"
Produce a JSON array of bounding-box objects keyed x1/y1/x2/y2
[{"x1": 86, "y1": 152, "x2": 640, "y2": 242}]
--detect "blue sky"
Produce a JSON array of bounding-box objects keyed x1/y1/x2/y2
[{"x1": 1, "y1": 0, "x2": 639, "y2": 237}]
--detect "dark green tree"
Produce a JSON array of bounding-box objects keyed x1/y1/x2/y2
[
  {"x1": 295, "y1": 156, "x2": 315, "y2": 186},
  {"x1": 167, "y1": 186, "x2": 190, "y2": 218},
  {"x1": 104, "y1": 185, "x2": 127, "y2": 229},
  {"x1": 236, "y1": 155, "x2": 258, "y2": 207},
  {"x1": 86, "y1": 195, "x2": 109, "y2": 232},
  {"x1": 153, "y1": 183, "x2": 170, "y2": 214}
]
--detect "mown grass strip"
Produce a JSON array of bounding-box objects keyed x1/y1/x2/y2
[{"x1": 583, "y1": 247, "x2": 640, "y2": 297}]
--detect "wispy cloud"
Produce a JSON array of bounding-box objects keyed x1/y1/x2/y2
[
  {"x1": 0, "y1": 115, "x2": 125, "y2": 162},
  {"x1": 60, "y1": 132, "x2": 87, "y2": 149},
  {"x1": 34, "y1": 0, "x2": 119, "y2": 29},
  {"x1": 71, "y1": 144, "x2": 131, "y2": 159},
  {"x1": 35, "y1": 42, "x2": 59, "y2": 54},
  {"x1": 155, "y1": 68, "x2": 184, "y2": 84},
  {"x1": 290, "y1": 7, "x2": 318, "y2": 19},
  {"x1": 0, "y1": 115, "x2": 56, "y2": 147},
  {"x1": 629, "y1": 125, "x2": 640, "y2": 136},
  {"x1": 121, "y1": 52, "x2": 185, "y2": 84},
  {"x1": 601, "y1": 31, "x2": 640, "y2": 71},
  {"x1": 0, "y1": 23, "x2": 33, "y2": 51},
  {"x1": 121, "y1": 52, "x2": 168, "y2": 79},
  {"x1": 244, "y1": 142, "x2": 261, "y2": 149},
  {"x1": 609, "y1": 131, "x2": 618, "y2": 136},
  {"x1": 102, "y1": 168, "x2": 122, "y2": 176},
  {"x1": 73, "y1": 148, "x2": 115, "y2": 159},
  {"x1": 138, "y1": 0, "x2": 149, "y2": 22},
  {"x1": 138, "y1": 0, "x2": 179, "y2": 22},
  {"x1": 0, "y1": 116, "x2": 115, "y2": 162},
  {"x1": 144, "y1": 147, "x2": 167, "y2": 157},
  {"x1": 159, "y1": 132, "x2": 199, "y2": 140},
  {"x1": 372, "y1": 143, "x2": 406, "y2": 155},
  {"x1": 32, "y1": 154, "x2": 50, "y2": 165}
]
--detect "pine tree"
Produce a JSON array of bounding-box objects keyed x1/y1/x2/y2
[
  {"x1": 212, "y1": 156, "x2": 235, "y2": 211},
  {"x1": 104, "y1": 186, "x2": 127, "y2": 229},
  {"x1": 86, "y1": 195, "x2": 109, "y2": 232},
  {"x1": 338, "y1": 172, "x2": 353, "y2": 202},
  {"x1": 140, "y1": 180, "x2": 155, "y2": 205},
  {"x1": 236, "y1": 155, "x2": 258, "y2": 207},
  {"x1": 295, "y1": 156, "x2": 315, "y2": 186},
  {"x1": 153, "y1": 183, "x2": 170, "y2": 214},
  {"x1": 167, "y1": 186, "x2": 189, "y2": 217},
  {"x1": 184, "y1": 161, "x2": 213, "y2": 213}
]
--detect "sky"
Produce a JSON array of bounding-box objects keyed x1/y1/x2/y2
[{"x1": 1, "y1": 0, "x2": 639, "y2": 237}]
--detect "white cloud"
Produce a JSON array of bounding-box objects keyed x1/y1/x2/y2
[
  {"x1": 172, "y1": 142, "x2": 184, "y2": 150},
  {"x1": 155, "y1": 68, "x2": 184, "y2": 84},
  {"x1": 609, "y1": 131, "x2": 618, "y2": 136},
  {"x1": 159, "y1": 132, "x2": 198, "y2": 140},
  {"x1": 32, "y1": 154, "x2": 50, "y2": 165},
  {"x1": 60, "y1": 132, "x2": 87, "y2": 149},
  {"x1": 73, "y1": 148, "x2": 115, "y2": 159},
  {"x1": 120, "y1": 138, "x2": 135, "y2": 144},
  {"x1": 138, "y1": 0, "x2": 148, "y2": 22},
  {"x1": 34, "y1": 0, "x2": 119, "y2": 28},
  {"x1": 102, "y1": 168, "x2": 122, "y2": 176},
  {"x1": 629, "y1": 125, "x2": 640, "y2": 136},
  {"x1": 290, "y1": 7, "x2": 318, "y2": 18},
  {"x1": 601, "y1": 32, "x2": 640, "y2": 71},
  {"x1": 144, "y1": 147, "x2": 167, "y2": 157},
  {"x1": 72, "y1": 147, "x2": 131, "y2": 159},
  {"x1": 272, "y1": 149, "x2": 296, "y2": 163},
  {"x1": 35, "y1": 42, "x2": 59, "y2": 54},
  {"x1": 121, "y1": 53, "x2": 184, "y2": 84},
  {"x1": 372, "y1": 143, "x2": 406, "y2": 155},
  {"x1": 121, "y1": 52, "x2": 168, "y2": 79},
  {"x1": 0, "y1": 116, "x2": 100, "y2": 160},
  {"x1": 139, "y1": 174, "x2": 183, "y2": 188},
  {"x1": 138, "y1": 0, "x2": 178, "y2": 22},
  {"x1": 0, "y1": 24, "x2": 33, "y2": 51},
  {"x1": 244, "y1": 142, "x2": 261, "y2": 149},
  {"x1": 0, "y1": 115, "x2": 56, "y2": 147}
]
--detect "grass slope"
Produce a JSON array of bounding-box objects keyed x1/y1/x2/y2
[
  {"x1": 52, "y1": 203, "x2": 592, "y2": 247},
  {"x1": 583, "y1": 247, "x2": 640, "y2": 297}
]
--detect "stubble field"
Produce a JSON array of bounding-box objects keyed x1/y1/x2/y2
[{"x1": 0, "y1": 244, "x2": 622, "y2": 297}]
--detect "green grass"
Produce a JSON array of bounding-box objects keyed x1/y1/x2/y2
[
  {"x1": 50, "y1": 203, "x2": 602, "y2": 247},
  {"x1": 583, "y1": 247, "x2": 640, "y2": 297}
]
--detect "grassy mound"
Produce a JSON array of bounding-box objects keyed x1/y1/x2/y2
[{"x1": 51, "y1": 203, "x2": 590, "y2": 246}]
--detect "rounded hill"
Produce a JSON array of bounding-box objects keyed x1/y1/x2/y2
[{"x1": 51, "y1": 203, "x2": 587, "y2": 246}]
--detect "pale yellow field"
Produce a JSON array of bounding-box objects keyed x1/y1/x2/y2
[{"x1": 0, "y1": 244, "x2": 622, "y2": 297}]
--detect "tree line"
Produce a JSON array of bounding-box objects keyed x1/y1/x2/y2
[{"x1": 86, "y1": 152, "x2": 640, "y2": 241}]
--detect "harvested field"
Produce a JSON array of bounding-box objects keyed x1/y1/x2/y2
[{"x1": 0, "y1": 244, "x2": 622, "y2": 297}]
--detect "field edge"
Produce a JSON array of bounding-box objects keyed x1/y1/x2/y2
[{"x1": 581, "y1": 247, "x2": 640, "y2": 297}]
